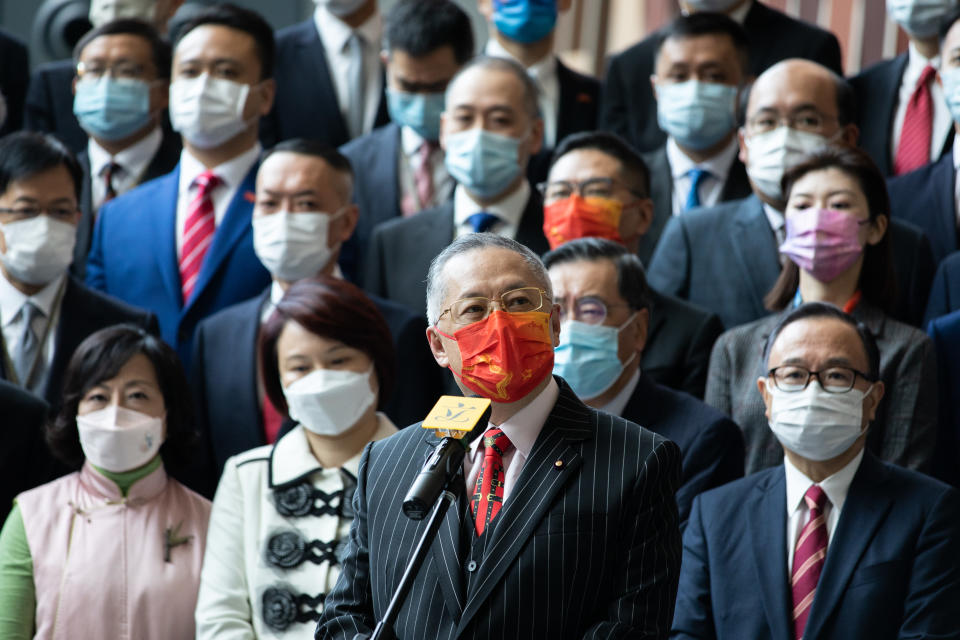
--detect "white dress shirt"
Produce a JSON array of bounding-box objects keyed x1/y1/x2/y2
[
  {"x1": 463, "y1": 376, "x2": 559, "y2": 506},
  {"x1": 890, "y1": 42, "x2": 951, "y2": 167},
  {"x1": 175, "y1": 144, "x2": 260, "y2": 258},
  {"x1": 486, "y1": 38, "x2": 560, "y2": 148},
  {"x1": 453, "y1": 179, "x2": 531, "y2": 240},
  {"x1": 398, "y1": 125, "x2": 453, "y2": 211},
  {"x1": 314, "y1": 4, "x2": 383, "y2": 137},
  {"x1": 666, "y1": 135, "x2": 740, "y2": 216},
  {"x1": 784, "y1": 448, "x2": 864, "y2": 571},
  {"x1": 0, "y1": 272, "x2": 65, "y2": 386},
  {"x1": 87, "y1": 127, "x2": 163, "y2": 211},
  {"x1": 600, "y1": 367, "x2": 640, "y2": 417}
]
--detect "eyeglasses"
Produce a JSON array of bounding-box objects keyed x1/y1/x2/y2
[
  {"x1": 438, "y1": 287, "x2": 548, "y2": 326},
  {"x1": 0, "y1": 206, "x2": 79, "y2": 222},
  {"x1": 556, "y1": 296, "x2": 627, "y2": 326},
  {"x1": 536, "y1": 177, "x2": 646, "y2": 203},
  {"x1": 745, "y1": 108, "x2": 838, "y2": 136},
  {"x1": 77, "y1": 61, "x2": 151, "y2": 81},
  {"x1": 767, "y1": 365, "x2": 870, "y2": 394}
]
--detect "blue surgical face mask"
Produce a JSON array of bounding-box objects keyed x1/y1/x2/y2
[
  {"x1": 656, "y1": 80, "x2": 738, "y2": 151},
  {"x1": 386, "y1": 88, "x2": 445, "y2": 142},
  {"x1": 886, "y1": 0, "x2": 955, "y2": 39},
  {"x1": 493, "y1": 0, "x2": 557, "y2": 44},
  {"x1": 553, "y1": 315, "x2": 637, "y2": 400},
  {"x1": 73, "y1": 77, "x2": 152, "y2": 141},
  {"x1": 444, "y1": 128, "x2": 524, "y2": 199},
  {"x1": 940, "y1": 67, "x2": 960, "y2": 123}
]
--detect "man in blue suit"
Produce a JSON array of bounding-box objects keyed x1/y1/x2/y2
[
  {"x1": 85, "y1": 4, "x2": 275, "y2": 371},
  {"x1": 672, "y1": 302, "x2": 960, "y2": 640},
  {"x1": 339, "y1": 0, "x2": 473, "y2": 283},
  {"x1": 544, "y1": 238, "x2": 743, "y2": 526}
]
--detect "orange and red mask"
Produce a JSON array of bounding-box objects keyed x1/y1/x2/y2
[
  {"x1": 436, "y1": 310, "x2": 554, "y2": 403},
  {"x1": 542, "y1": 195, "x2": 623, "y2": 250}
]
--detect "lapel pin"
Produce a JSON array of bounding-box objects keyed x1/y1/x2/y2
[
  {"x1": 554, "y1": 459, "x2": 565, "y2": 469},
  {"x1": 243, "y1": 190, "x2": 256, "y2": 203}
]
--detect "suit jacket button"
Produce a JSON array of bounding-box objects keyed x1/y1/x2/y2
[{"x1": 467, "y1": 560, "x2": 477, "y2": 572}]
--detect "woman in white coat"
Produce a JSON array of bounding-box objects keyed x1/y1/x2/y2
[{"x1": 195, "y1": 275, "x2": 399, "y2": 637}]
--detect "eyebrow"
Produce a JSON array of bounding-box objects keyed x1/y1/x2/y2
[
  {"x1": 260, "y1": 189, "x2": 319, "y2": 198},
  {"x1": 790, "y1": 189, "x2": 858, "y2": 199}
]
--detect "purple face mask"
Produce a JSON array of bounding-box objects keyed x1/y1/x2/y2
[{"x1": 779, "y1": 208, "x2": 866, "y2": 282}]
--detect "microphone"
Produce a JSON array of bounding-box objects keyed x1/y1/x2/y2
[{"x1": 401, "y1": 396, "x2": 493, "y2": 520}]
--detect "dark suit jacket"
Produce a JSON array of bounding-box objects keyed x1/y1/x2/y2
[
  {"x1": 621, "y1": 373, "x2": 742, "y2": 527},
  {"x1": 672, "y1": 452, "x2": 960, "y2": 640},
  {"x1": 71, "y1": 131, "x2": 183, "y2": 279},
  {"x1": 887, "y1": 151, "x2": 956, "y2": 265},
  {"x1": 646, "y1": 194, "x2": 936, "y2": 329},
  {"x1": 639, "y1": 144, "x2": 752, "y2": 266},
  {"x1": 0, "y1": 380, "x2": 47, "y2": 520},
  {"x1": 925, "y1": 250, "x2": 960, "y2": 324},
  {"x1": 851, "y1": 54, "x2": 953, "y2": 177},
  {"x1": 928, "y1": 310, "x2": 960, "y2": 487},
  {"x1": 599, "y1": 1, "x2": 843, "y2": 153},
  {"x1": 261, "y1": 19, "x2": 389, "y2": 148},
  {"x1": 317, "y1": 377, "x2": 682, "y2": 639},
  {"x1": 191, "y1": 286, "x2": 443, "y2": 482},
  {"x1": 24, "y1": 59, "x2": 87, "y2": 152},
  {"x1": 0, "y1": 28, "x2": 28, "y2": 136},
  {"x1": 643, "y1": 289, "x2": 724, "y2": 399},
  {"x1": 363, "y1": 189, "x2": 550, "y2": 316},
  {"x1": 85, "y1": 162, "x2": 272, "y2": 372}
]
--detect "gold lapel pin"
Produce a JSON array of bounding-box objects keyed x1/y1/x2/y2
[{"x1": 554, "y1": 459, "x2": 565, "y2": 469}]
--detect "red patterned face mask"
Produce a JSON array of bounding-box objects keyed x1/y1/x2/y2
[
  {"x1": 542, "y1": 195, "x2": 623, "y2": 250},
  {"x1": 436, "y1": 310, "x2": 555, "y2": 403}
]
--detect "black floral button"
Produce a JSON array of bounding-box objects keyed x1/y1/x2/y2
[
  {"x1": 273, "y1": 483, "x2": 313, "y2": 517},
  {"x1": 266, "y1": 531, "x2": 306, "y2": 569},
  {"x1": 262, "y1": 587, "x2": 297, "y2": 631}
]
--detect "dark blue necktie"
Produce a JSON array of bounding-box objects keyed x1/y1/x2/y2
[
  {"x1": 467, "y1": 212, "x2": 500, "y2": 234},
  {"x1": 685, "y1": 168, "x2": 710, "y2": 211}
]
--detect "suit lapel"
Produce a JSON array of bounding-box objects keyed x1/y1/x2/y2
[
  {"x1": 301, "y1": 26, "x2": 349, "y2": 144},
  {"x1": 880, "y1": 56, "x2": 910, "y2": 174},
  {"x1": 555, "y1": 61, "x2": 596, "y2": 142},
  {"x1": 730, "y1": 196, "x2": 780, "y2": 314},
  {"x1": 141, "y1": 130, "x2": 181, "y2": 183},
  {"x1": 374, "y1": 125, "x2": 401, "y2": 225},
  {"x1": 150, "y1": 167, "x2": 183, "y2": 311},
  {"x1": 642, "y1": 147, "x2": 673, "y2": 263},
  {"x1": 720, "y1": 158, "x2": 752, "y2": 202},
  {"x1": 454, "y1": 383, "x2": 591, "y2": 636},
  {"x1": 747, "y1": 469, "x2": 793, "y2": 640},
  {"x1": 929, "y1": 154, "x2": 958, "y2": 254},
  {"x1": 43, "y1": 278, "x2": 86, "y2": 405},
  {"x1": 515, "y1": 188, "x2": 549, "y2": 255},
  {"x1": 803, "y1": 454, "x2": 893, "y2": 639}
]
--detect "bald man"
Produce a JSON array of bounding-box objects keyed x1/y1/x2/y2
[{"x1": 646, "y1": 59, "x2": 936, "y2": 330}]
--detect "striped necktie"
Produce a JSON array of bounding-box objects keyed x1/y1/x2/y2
[
  {"x1": 791, "y1": 484, "x2": 829, "y2": 639},
  {"x1": 180, "y1": 170, "x2": 221, "y2": 303},
  {"x1": 893, "y1": 65, "x2": 936, "y2": 175}
]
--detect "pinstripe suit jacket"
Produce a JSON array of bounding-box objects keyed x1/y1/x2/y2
[{"x1": 316, "y1": 377, "x2": 683, "y2": 639}]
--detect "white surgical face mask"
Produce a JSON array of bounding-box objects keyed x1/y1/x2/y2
[
  {"x1": 169, "y1": 73, "x2": 252, "y2": 149},
  {"x1": 314, "y1": 0, "x2": 368, "y2": 18},
  {"x1": 89, "y1": 0, "x2": 157, "y2": 27},
  {"x1": 76, "y1": 405, "x2": 165, "y2": 473},
  {"x1": 744, "y1": 126, "x2": 833, "y2": 200},
  {"x1": 0, "y1": 216, "x2": 77, "y2": 286},
  {"x1": 253, "y1": 210, "x2": 341, "y2": 282},
  {"x1": 283, "y1": 366, "x2": 376, "y2": 436},
  {"x1": 886, "y1": 0, "x2": 955, "y2": 39},
  {"x1": 767, "y1": 382, "x2": 872, "y2": 461},
  {"x1": 682, "y1": 0, "x2": 743, "y2": 12}
]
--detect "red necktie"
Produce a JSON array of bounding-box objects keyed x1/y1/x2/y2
[
  {"x1": 262, "y1": 392, "x2": 284, "y2": 444},
  {"x1": 893, "y1": 65, "x2": 937, "y2": 175},
  {"x1": 791, "y1": 485, "x2": 829, "y2": 640},
  {"x1": 180, "y1": 170, "x2": 221, "y2": 303},
  {"x1": 471, "y1": 427, "x2": 513, "y2": 536},
  {"x1": 101, "y1": 162, "x2": 120, "y2": 204},
  {"x1": 402, "y1": 141, "x2": 438, "y2": 216}
]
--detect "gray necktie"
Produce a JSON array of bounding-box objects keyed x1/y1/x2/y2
[
  {"x1": 14, "y1": 302, "x2": 42, "y2": 389},
  {"x1": 346, "y1": 31, "x2": 366, "y2": 139}
]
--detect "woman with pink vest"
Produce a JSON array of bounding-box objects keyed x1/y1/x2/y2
[{"x1": 0, "y1": 325, "x2": 211, "y2": 639}]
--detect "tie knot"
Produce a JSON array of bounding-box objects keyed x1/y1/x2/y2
[
  {"x1": 803, "y1": 485, "x2": 828, "y2": 512},
  {"x1": 687, "y1": 167, "x2": 709, "y2": 185},
  {"x1": 467, "y1": 211, "x2": 501, "y2": 234},
  {"x1": 193, "y1": 171, "x2": 222, "y2": 195},
  {"x1": 482, "y1": 427, "x2": 512, "y2": 456},
  {"x1": 19, "y1": 301, "x2": 41, "y2": 323},
  {"x1": 918, "y1": 64, "x2": 937, "y2": 87},
  {"x1": 101, "y1": 161, "x2": 122, "y2": 178}
]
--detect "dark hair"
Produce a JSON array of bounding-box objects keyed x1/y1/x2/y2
[
  {"x1": 762, "y1": 302, "x2": 881, "y2": 381},
  {"x1": 73, "y1": 18, "x2": 172, "y2": 78},
  {"x1": 764, "y1": 146, "x2": 897, "y2": 313},
  {"x1": 939, "y1": 7, "x2": 960, "y2": 42},
  {"x1": 542, "y1": 237, "x2": 652, "y2": 312},
  {"x1": 0, "y1": 132, "x2": 83, "y2": 201},
  {"x1": 46, "y1": 325, "x2": 197, "y2": 470},
  {"x1": 656, "y1": 11, "x2": 750, "y2": 75},
  {"x1": 174, "y1": 3, "x2": 275, "y2": 80},
  {"x1": 260, "y1": 276, "x2": 397, "y2": 417},
  {"x1": 551, "y1": 130, "x2": 650, "y2": 197},
  {"x1": 385, "y1": 0, "x2": 474, "y2": 64},
  {"x1": 447, "y1": 56, "x2": 540, "y2": 119},
  {"x1": 261, "y1": 138, "x2": 354, "y2": 179}
]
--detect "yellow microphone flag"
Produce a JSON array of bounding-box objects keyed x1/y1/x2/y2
[{"x1": 421, "y1": 396, "x2": 493, "y2": 438}]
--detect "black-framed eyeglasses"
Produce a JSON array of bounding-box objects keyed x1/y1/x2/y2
[
  {"x1": 536, "y1": 177, "x2": 646, "y2": 203},
  {"x1": 767, "y1": 365, "x2": 871, "y2": 394},
  {"x1": 556, "y1": 296, "x2": 628, "y2": 326},
  {"x1": 438, "y1": 287, "x2": 548, "y2": 326},
  {"x1": 0, "y1": 206, "x2": 79, "y2": 222}
]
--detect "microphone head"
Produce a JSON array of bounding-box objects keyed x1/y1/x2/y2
[{"x1": 421, "y1": 396, "x2": 493, "y2": 442}]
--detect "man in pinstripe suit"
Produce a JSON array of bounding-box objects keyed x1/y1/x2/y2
[{"x1": 317, "y1": 234, "x2": 683, "y2": 639}]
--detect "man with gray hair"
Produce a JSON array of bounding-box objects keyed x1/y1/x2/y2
[
  {"x1": 318, "y1": 233, "x2": 682, "y2": 639},
  {"x1": 362, "y1": 55, "x2": 551, "y2": 315}
]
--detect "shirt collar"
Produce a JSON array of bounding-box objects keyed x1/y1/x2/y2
[
  {"x1": 401, "y1": 125, "x2": 427, "y2": 156},
  {"x1": 952, "y1": 137, "x2": 960, "y2": 170},
  {"x1": 728, "y1": 0, "x2": 753, "y2": 24},
  {"x1": 485, "y1": 37, "x2": 557, "y2": 79},
  {"x1": 179, "y1": 143, "x2": 260, "y2": 195},
  {"x1": 906, "y1": 40, "x2": 941, "y2": 77},
  {"x1": 453, "y1": 179, "x2": 531, "y2": 229},
  {"x1": 469, "y1": 375, "x2": 559, "y2": 460},
  {"x1": 784, "y1": 448, "x2": 864, "y2": 517},
  {"x1": 600, "y1": 368, "x2": 640, "y2": 417},
  {"x1": 314, "y1": 3, "x2": 382, "y2": 54},
  {"x1": 762, "y1": 201, "x2": 785, "y2": 234},
  {"x1": 87, "y1": 127, "x2": 163, "y2": 178},
  {"x1": 665, "y1": 134, "x2": 740, "y2": 181},
  {"x1": 0, "y1": 272, "x2": 66, "y2": 328}
]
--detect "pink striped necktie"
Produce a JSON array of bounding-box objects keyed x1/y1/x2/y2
[
  {"x1": 893, "y1": 65, "x2": 936, "y2": 175},
  {"x1": 180, "y1": 170, "x2": 221, "y2": 303},
  {"x1": 791, "y1": 484, "x2": 829, "y2": 640},
  {"x1": 402, "y1": 141, "x2": 438, "y2": 216}
]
